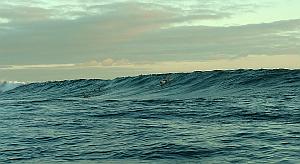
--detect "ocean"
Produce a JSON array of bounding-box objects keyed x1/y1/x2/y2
[{"x1": 0, "y1": 69, "x2": 299, "y2": 163}]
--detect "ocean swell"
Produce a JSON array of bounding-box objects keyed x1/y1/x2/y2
[{"x1": 1, "y1": 69, "x2": 299, "y2": 100}]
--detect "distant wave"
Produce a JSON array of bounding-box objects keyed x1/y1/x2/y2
[
  {"x1": 0, "y1": 81, "x2": 25, "y2": 93},
  {"x1": 1, "y1": 69, "x2": 299, "y2": 99}
]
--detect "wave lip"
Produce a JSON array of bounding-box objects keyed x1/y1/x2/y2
[{"x1": 0, "y1": 81, "x2": 25, "y2": 93}]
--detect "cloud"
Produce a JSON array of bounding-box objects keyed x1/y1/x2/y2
[
  {"x1": 0, "y1": 0, "x2": 299, "y2": 68},
  {"x1": 0, "y1": 64, "x2": 76, "y2": 70},
  {"x1": 77, "y1": 58, "x2": 132, "y2": 67},
  {"x1": 0, "y1": 58, "x2": 133, "y2": 70},
  {"x1": 128, "y1": 19, "x2": 300, "y2": 60},
  {"x1": 0, "y1": 0, "x2": 233, "y2": 24},
  {"x1": 101, "y1": 58, "x2": 130, "y2": 66},
  {"x1": 0, "y1": 18, "x2": 11, "y2": 24},
  {"x1": 0, "y1": 5, "x2": 53, "y2": 23},
  {"x1": 0, "y1": 65, "x2": 11, "y2": 69}
]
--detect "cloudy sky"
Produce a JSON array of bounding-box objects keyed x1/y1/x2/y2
[{"x1": 0, "y1": 0, "x2": 300, "y2": 81}]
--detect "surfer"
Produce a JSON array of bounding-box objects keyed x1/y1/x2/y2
[
  {"x1": 160, "y1": 79, "x2": 168, "y2": 86},
  {"x1": 160, "y1": 75, "x2": 171, "y2": 86}
]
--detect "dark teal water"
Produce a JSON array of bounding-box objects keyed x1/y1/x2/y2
[{"x1": 0, "y1": 69, "x2": 299, "y2": 163}]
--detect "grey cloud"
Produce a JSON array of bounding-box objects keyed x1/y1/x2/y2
[
  {"x1": 89, "y1": 2, "x2": 233, "y2": 24},
  {"x1": 122, "y1": 19, "x2": 300, "y2": 60},
  {"x1": 0, "y1": 2, "x2": 233, "y2": 65},
  {"x1": 0, "y1": 0, "x2": 240, "y2": 24},
  {"x1": 0, "y1": 5, "x2": 53, "y2": 23},
  {"x1": 0, "y1": 65, "x2": 11, "y2": 69},
  {"x1": 0, "y1": 1, "x2": 299, "y2": 66},
  {"x1": 76, "y1": 58, "x2": 131, "y2": 67}
]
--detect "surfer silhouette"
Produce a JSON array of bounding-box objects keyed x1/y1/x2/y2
[{"x1": 160, "y1": 75, "x2": 171, "y2": 86}]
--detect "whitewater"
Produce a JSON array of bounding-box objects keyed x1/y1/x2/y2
[{"x1": 0, "y1": 69, "x2": 299, "y2": 163}]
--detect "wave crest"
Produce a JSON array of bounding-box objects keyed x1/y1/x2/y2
[
  {"x1": 0, "y1": 81, "x2": 25, "y2": 93},
  {"x1": 1, "y1": 69, "x2": 299, "y2": 99}
]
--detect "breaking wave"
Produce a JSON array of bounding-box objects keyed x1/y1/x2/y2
[
  {"x1": 0, "y1": 81, "x2": 25, "y2": 93},
  {"x1": 1, "y1": 69, "x2": 299, "y2": 100}
]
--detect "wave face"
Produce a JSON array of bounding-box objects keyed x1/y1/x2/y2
[
  {"x1": 1, "y1": 69, "x2": 299, "y2": 100},
  {"x1": 1, "y1": 69, "x2": 300, "y2": 163},
  {"x1": 0, "y1": 81, "x2": 25, "y2": 93}
]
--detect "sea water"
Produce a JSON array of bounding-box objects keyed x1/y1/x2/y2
[{"x1": 0, "y1": 69, "x2": 299, "y2": 163}]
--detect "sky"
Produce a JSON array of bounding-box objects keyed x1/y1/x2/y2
[{"x1": 0, "y1": 0, "x2": 300, "y2": 82}]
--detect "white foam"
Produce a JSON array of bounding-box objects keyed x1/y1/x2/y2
[{"x1": 0, "y1": 81, "x2": 25, "y2": 93}]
